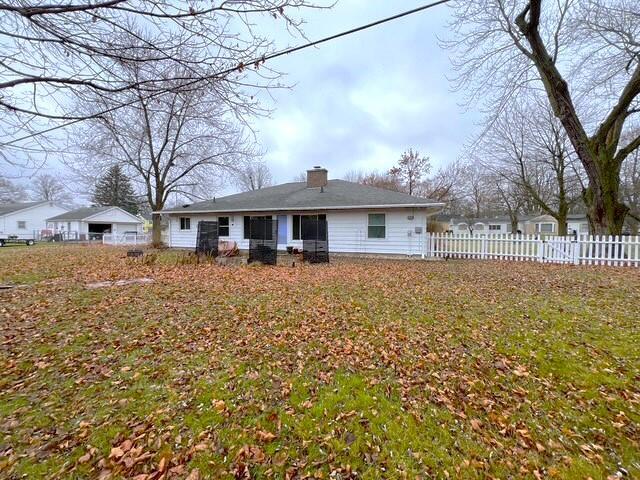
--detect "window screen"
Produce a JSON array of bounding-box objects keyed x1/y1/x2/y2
[
  {"x1": 293, "y1": 215, "x2": 300, "y2": 240},
  {"x1": 218, "y1": 216, "x2": 229, "y2": 236},
  {"x1": 244, "y1": 215, "x2": 272, "y2": 239},
  {"x1": 368, "y1": 214, "x2": 385, "y2": 239}
]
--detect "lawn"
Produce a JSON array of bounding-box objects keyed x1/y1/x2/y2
[{"x1": 0, "y1": 245, "x2": 638, "y2": 479}]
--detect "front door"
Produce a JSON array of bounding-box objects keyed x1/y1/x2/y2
[{"x1": 277, "y1": 215, "x2": 287, "y2": 245}]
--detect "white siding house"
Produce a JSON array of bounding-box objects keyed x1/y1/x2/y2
[
  {"x1": 450, "y1": 214, "x2": 592, "y2": 236},
  {"x1": 450, "y1": 216, "x2": 524, "y2": 235},
  {"x1": 0, "y1": 201, "x2": 69, "y2": 240},
  {"x1": 162, "y1": 168, "x2": 444, "y2": 256},
  {"x1": 47, "y1": 206, "x2": 143, "y2": 240},
  {"x1": 167, "y1": 209, "x2": 432, "y2": 256}
]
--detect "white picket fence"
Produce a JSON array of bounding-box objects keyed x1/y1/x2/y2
[
  {"x1": 424, "y1": 233, "x2": 640, "y2": 267},
  {"x1": 102, "y1": 233, "x2": 151, "y2": 246}
]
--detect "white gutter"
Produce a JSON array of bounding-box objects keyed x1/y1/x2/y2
[{"x1": 155, "y1": 203, "x2": 446, "y2": 215}]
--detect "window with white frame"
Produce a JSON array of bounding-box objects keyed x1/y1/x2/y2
[
  {"x1": 489, "y1": 224, "x2": 501, "y2": 231},
  {"x1": 218, "y1": 216, "x2": 229, "y2": 236},
  {"x1": 579, "y1": 223, "x2": 589, "y2": 233},
  {"x1": 17, "y1": 221, "x2": 26, "y2": 229},
  {"x1": 474, "y1": 224, "x2": 485, "y2": 230},
  {"x1": 179, "y1": 217, "x2": 191, "y2": 230},
  {"x1": 458, "y1": 224, "x2": 467, "y2": 231},
  {"x1": 367, "y1": 214, "x2": 385, "y2": 238},
  {"x1": 538, "y1": 223, "x2": 554, "y2": 233}
]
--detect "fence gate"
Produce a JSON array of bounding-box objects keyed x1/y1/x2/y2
[
  {"x1": 248, "y1": 216, "x2": 278, "y2": 265},
  {"x1": 195, "y1": 221, "x2": 219, "y2": 257},
  {"x1": 542, "y1": 237, "x2": 578, "y2": 264},
  {"x1": 302, "y1": 216, "x2": 329, "y2": 263}
]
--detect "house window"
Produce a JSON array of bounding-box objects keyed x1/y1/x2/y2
[
  {"x1": 292, "y1": 214, "x2": 326, "y2": 240},
  {"x1": 218, "y1": 216, "x2": 229, "y2": 236},
  {"x1": 474, "y1": 224, "x2": 485, "y2": 231},
  {"x1": 179, "y1": 217, "x2": 191, "y2": 230},
  {"x1": 368, "y1": 213, "x2": 385, "y2": 239},
  {"x1": 293, "y1": 215, "x2": 300, "y2": 240},
  {"x1": 579, "y1": 223, "x2": 589, "y2": 233},
  {"x1": 17, "y1": 221, "x2": 26, "y2": 229},
  {"x1": 489, "y1": 224, "x2": 501, "y2": 231},
  {"x1": 458, "y1": 224, "x2": 467, "y2": 231},
  {"x1": 538, "y1": 223, "x2": 554, "y2": 233},
  {"x1": 244, "y1": 215, "x2": 273, "y2": 239}
]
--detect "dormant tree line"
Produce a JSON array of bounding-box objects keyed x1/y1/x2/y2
[
  {"x1": 445, "y1": 0, "x2": 640, "y2": 235},
  {"x1": 0, "y1": 0, "x2": 329, "y2": 245},
  {"x1": 345, "y1": 126, "x2": 640, "y2": 235}
]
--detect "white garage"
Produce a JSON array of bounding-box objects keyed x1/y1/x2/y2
[{"x1": 47, "y1": 206, "x2": 143, "y2": 240}]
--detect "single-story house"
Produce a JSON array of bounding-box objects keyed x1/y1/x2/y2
[
  {"x1": 0, "y1": 201, "x2": 69, "y2": 240},
  {"x1": 449, "y1": 213, "x2": 590, "y2": 236},
  {"x1": 449, "y1": 216, "x2": 528, "y2": 234},
  {"x1": 160, "y1": 167, "x2": 445, "y2": 256},
  {"x1": 47, "y1": 206, "x2": 144, "y2": 240},
  {"x1": 527, "y1": 213, "x2": 589, "y2": 235}
]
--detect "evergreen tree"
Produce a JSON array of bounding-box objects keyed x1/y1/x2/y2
[{"x1": 92, "y1": 165, "x2": 139, "y2": 215}]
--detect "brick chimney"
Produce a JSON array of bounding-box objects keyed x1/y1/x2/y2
[{"x1": 307, "y1": 166, "x2": 328, "y2": 188}]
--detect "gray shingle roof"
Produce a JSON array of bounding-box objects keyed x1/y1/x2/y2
[
  {"x1": 162, "y1": 180, "x2": 443, "y2": 214},
  {"x1": 0, "y1": 201, "x2": 47, "y2": 216},
  {"x1": 47, "y1": 206, "x2": 112, "y2": 221}
]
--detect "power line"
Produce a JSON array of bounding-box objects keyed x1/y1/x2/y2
[{"x1": 3, "y1": 0, "x2": 451, "y2": 147}]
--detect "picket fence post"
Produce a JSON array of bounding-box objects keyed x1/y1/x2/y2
[{"x1": 537, "y1": 237, "x2": 544, "y2": 263}]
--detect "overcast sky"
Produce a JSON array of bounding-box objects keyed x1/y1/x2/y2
[
  {"x1": 252, "y1": 0, "x2": 479, "y2": 185},
  {"x1": 4, "y1": 0, "x2": 480, "y2": 199}
]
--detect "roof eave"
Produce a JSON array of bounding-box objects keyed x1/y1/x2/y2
[{"x1": 156, "y1": 203, "x2": 446, "y2": 215}]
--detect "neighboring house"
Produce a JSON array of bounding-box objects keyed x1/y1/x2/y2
[
  {"x1": 524, "y1": 213, "x2": 590, "y2": 236},
  {"x1": 427, "y1": 214, "x2": 453, "y2": 233},
  {"x1": 449, "y1": 213, "x2": 591, "y2": 236},
  {"x1": 0, "y1": 201, "x2": 69, "y2": 239},
  {"x1": 47, "y1": 206, "x2": 144, "y2": 240},
  {"x1": 160, "y1": 167, "x2": 445, "y2": 256},
  {"x1": 449, "y1": 216, "x2": 529, "y2": 234}
]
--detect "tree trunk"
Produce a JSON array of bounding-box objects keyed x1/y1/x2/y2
[
  {"x1": 510, "y1": 217, "x2": 519, "y2": 234},
  {"x1": 556, "y1": 211, "x2": 568, "y2": 236},
  {"x1": 582, "y1": 154, "x2": 628, "y2": 235},
  {"x1": 152, "y1": 213, "x2": 162, "y2": 247},
  {"x1": 515, "y1": 2, "x2": 633, "y2": 235}
]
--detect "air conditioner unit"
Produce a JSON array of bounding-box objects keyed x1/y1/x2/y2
[
  {"x1": 407, "y1": 215, "x2": 414, "y2": 220},
  {"x1": 415, "y1": 226, "x2": 423, "y2": 234}
]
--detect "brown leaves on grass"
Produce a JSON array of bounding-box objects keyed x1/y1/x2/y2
[{"x1": 1, "y1": 246, "x2": 639, "y2": 478}]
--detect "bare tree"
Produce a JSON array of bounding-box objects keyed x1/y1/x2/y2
[
  {"x1": 389, "y1": 149, "x2": 431, "y2": 196},
  {"x1": 455, "y1": 163, "x2": 499, "y2": 218},
  {"x1": 491, "y1": 173, "x2": 525, "y2": 233},
  {"x1": 621, "y1": 131, "x2": 640, "y2": 233},
  {"x1": 446, "y1": 0, "x2": 640, "y2": 234},
  {"x1": 292, "y1": 172, "x2": 307, "y2": 182},
  {"x1": 0, "y1": 177, "x2": 28, "y2": 203},
  {"x1": 479, "y1": 99, "x2": 583, "y2": 235},
  {"x1": 29, "y1": 173, "x2": 72, "y2": 203},
  {"x1": 69, "y1": 60, "x2": 257, "y2": 245},
  {"x1": 343, "y1": 170, "x2": 401, "y2": 192},
  {"x1": 234, "y1": 161, "x2": 273, "y2": 191},
  {"x1": 421, "y1": 160, "x2": 467, "y2": 203},
  {"x1": 0, "y1": 1, "x2": 331, "y2": 164}
]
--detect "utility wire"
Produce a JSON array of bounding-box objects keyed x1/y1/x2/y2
[{"x1": 3, "y1": 0, "x2": 451, "y2": 146}]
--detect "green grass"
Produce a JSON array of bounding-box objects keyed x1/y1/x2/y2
[{"x1": 0, "y1": 245, "x2": 638, "y2": 479}]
